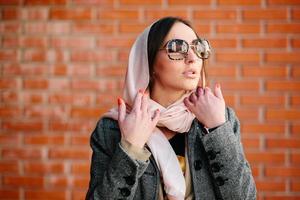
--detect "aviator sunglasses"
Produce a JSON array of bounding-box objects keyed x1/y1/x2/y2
[{"x1": 159, "y1": 38, "x2": 211, "y2": 60}]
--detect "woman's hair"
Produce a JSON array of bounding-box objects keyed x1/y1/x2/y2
[{"x1": 147, "y1": 17, "x2": 207, "y2": 90}]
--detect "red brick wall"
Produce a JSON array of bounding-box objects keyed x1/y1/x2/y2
[{"x1": 0, "y1": 0, "x2": 299, "y2": 199}]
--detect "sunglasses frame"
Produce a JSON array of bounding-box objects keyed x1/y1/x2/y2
[{"x1": 159, "y1": 38, "x2": 211, "y2": 60}]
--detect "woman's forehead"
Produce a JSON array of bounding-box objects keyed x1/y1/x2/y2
[{"x1": 164, "y1": 22, "x2": 198, "y2": 43}]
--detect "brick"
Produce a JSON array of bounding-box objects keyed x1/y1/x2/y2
[
  {"x1": 50, "y1": 37, "x2": 93, "y2": 49},
  {"x1": 71, "y1": 135, "x2": 89, "y2": 145},
  {"x1": 49, "y1": 148, "x2": 90, "y2": 159},
  {"x1": 266, "y1": 109, "x2": 300, "y2": 120},
  {"x1": 71, "y1": 162, "x2": 90, "y2": 175},
  {"x1": 23, "y1": 79, "x2": 49, "y2": 90},
  {"x1": 209, "y1": 38, "x2": 237, "y2": 48},
  {"x1": 0, "y1": 79, "x2": 18, "y2": 89},
  {"x1": 245, "y1": 152, "x2": 285, "y2": 164},
  {"x1": 194, "y1": 10, "x2": 236, "y2": 20},
  {"x1": 241, "y1": 138, "x2": 260, "y2": 148},
  {"x1": 291, "y1": 181, "x2": 300, "y2": 191},
  {"x1": 1, "y1": 91, "x2": 19, "y2": 103},
  {"x1": 256, "y1": 180, "x2": 285, "y2": 191},
  {"x1": 220, "y1": 80, "x2": 259, "y2": 91},
  {"x1": 2, "y1": 36, "x2": 18, "y2": 47},
  {"x1": 97, "y1": 37, "x2": 135, "y2": 48},
  {"x1": 23, "y1": 49, "x2": 46, "y2": 62},
  {"x1": 292, "y1": 9, "x2": 300, "y2": 20},
  {"x1": 96, "y1": 66, "x2": 126, "y2": 77},
  {"x1": 20, "y1": 36, "x2": 48, "y2": 48},
  {"x1": 145, "y1": 9, "x2": 188, "y2": 21},
  {"x1": 49, "y1": 93, "x2": 92, "y2": 106},
  {"x1": 216, "y1": 24, "x2": 260, "y2": 34},
  {"x1": 72, "y1": 0, "x2": 113, "y2": 6},
  {"x1": 291, "y1": 96, "x2": 300, "y2": 106},
  {"x1": 119, "y1": 23, "x2": 147, "y2": 33},
  {"x1": 216, "y1": 52, "x2": 260, "y2": 63},
  {"x1": 24, "y1": 22, "x2": 70, "y2": 35},
  {"x1": 25, "y1": 190, "x2": 66, "y2": 200},
  {"x1": 72, "y1": 23, "x2": 114, "y2": 34},
  {"x1": 242, "y1": 38, "x2": 287, "y2": 48},
  {"x1": 3, "y1": 176, "x2": 44, "y2": 187},
  {"x1": 71, "y1": 80, "x2": 100, "y2": 91},
  {"x1": 291, "y1": 153, "x2": 300, "y2": 164},
  {"x1": 242, "y1": 9, "x2": 287, "y2": 20},
  {"x1": 46, "y1": 176, "x2": 68, "y2": 188},
  {"x1": 23, "y1": 93, "x2": 45, "y2": 104},
  {"x1": 2, "y1": 8, "x2": 19, "y2": 20},
  {"x1": 217, "y1": 0, "x2": 260, "y2": 5},
  {"x1": 291, "y1": 39, "x2": 300, "y2": 48},
  {"x1": 267, "y1": 24, "x2": 300, "y2": 33},
  {"x1": 0, "y1": 132, "x2": 19, "y2": 146},
  {"x1": 0, "y1": 0, "x2": 19, "y2": 5},
  {"x1": 2, "y1": 121, "x2": 43, "y2": 132},
  {"x1": 0, "y1": 161, "x2": 19, "y2": 173},
  {"x1": 71, "y1": 107, "x2": 108, "y2": 118},
  {"x1": 0, "y1": 50, "x2": 18, "y2": 61},
  {"x1": 50, "y1": 8, "x2": 92, "y2": 20},
  {"x1": 0, "y1": 22, "x2": 20, "y2": 33},
  {"x1": 267, "y1": 0, "x2": 300, "y2": 5},
  {"x1": 70, "y1": 50, "x2": 113, "y2": 62},
  {"x1": 266, "y1": 138, "x2": 300, "y2": 149},
  {"x1": 242, "y1": 123, "x2": 285, "y2": 134},
  {"x1": 24, "y1": 135, "x2": 65, "y2": 145},
  {"x1": 265, "y1": 167, "x2": 300, "y2": 177},
  {"x1": 2, "y1": 148, "x2": 42, "y2": 160},
  {"x1": 291, "y1": 66, "x2": 300, "y2": 77},
  {"x1": 266, "y1": 81, "x2": 300, "y2": 91},
  {"x1": 240, "y1": 95, "x2": 285, "y2": 106},
  {"x1": 98, "y1": 9, "x2": 139, "y2": 20},
  {"x1": 96, "y1": 93, "x2": 119, "y2": 106},
  {"x1": 49, "y1": 120, "x2": 94, "y2": 132},
  {"x1": 21, "y1": 8, "x2": 48, "y2": 20},
  {"x1": 265, "y1": 196, "x2": 300, "y2": 200},
  {"x1": 206, "y1": 65, "x2": 237, "y2": 77},
  {"x1": 0, "y1": 107, "x2": 21, "y2": 118},
  {"x1": 241, "y1": 66, "x2": 287, "y2": 77},
  {"x1": 119, "y1": 0, "x2": 162, "y2": 5},
  {"x1": 0, "y1": 189, "x2": 19, "y2": 199},
  {"x1": 72, "y1": 191, "x2": 86, "y2": 200},
  {"x1": 266, "y1": 52, "x2": 300, "y2": 63},
  {"x1": 194, "y1": 24, "x2": 211, "y2": 34},
  {"x1": 3, "y1": 63, "x2": 48, "y2": 76},
  {"x1": 50, "y1": 64, "x2": 68, "y2": 76},
  {"x1": 23, "y1": 162, "x2": 64, "y2": 174},
  {"x1": 72, "y1": 177, "x2": 89, "y2": 189},
  {"x1": 235, "y1": 108, "x2": 259, "y2": 120},
  {"x1": 24, "y1": 0, "x2": 66, "y2": 5}
]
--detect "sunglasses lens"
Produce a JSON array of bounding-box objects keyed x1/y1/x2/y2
[
  {"x1": 193, "y1": 39, "x2": 211, "y2": 59},
  {"x1": 166, "y1": 39, "x2": 188, "y2": 60}
]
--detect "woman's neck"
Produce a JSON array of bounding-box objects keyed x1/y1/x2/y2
[{"x1": 150, "y1": 86, "x2": 185, "y2": 108}]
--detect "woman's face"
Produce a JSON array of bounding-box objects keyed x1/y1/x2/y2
[{"x1": 152, "y1": 22, "x2": 203, "y2": 92}]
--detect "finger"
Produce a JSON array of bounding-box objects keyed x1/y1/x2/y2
[
  {"x1": 204, "y1": 87, "x2": 212, "y2": 95},
  {"x1": 184, "y1": 97, "x2": 194, "y2": 109},
  {"x1": 132, "y1": 89, "x2": 143, "y2": 112},
  {"x1": 118, "y1": 97, "x2": 126, "y2": 122},
  {"x1": 151, "y1": 109, "x2": 160, "y2": 126},
  {"x1": 141, "y1": 91, "x2": 148, "y2": 113},
  {"x1": 214, "y1": 83, "x2": 224, "y2": 100},
  {"x1": 197, "y1": 87, "x2": 204, "y2": 97},
  {"x1": 189, "y1": 92, "x2": 198, "y2": 103}
]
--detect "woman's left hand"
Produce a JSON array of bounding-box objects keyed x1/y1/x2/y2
[{"x1": 184, "y1": 83, "x2": 226, "y2": 129}]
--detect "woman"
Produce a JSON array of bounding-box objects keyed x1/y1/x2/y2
[{"x1": 86, "y1": 17, "x2": 256, "y2": 200}]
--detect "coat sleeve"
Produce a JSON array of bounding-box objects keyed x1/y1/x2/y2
[
  {"x1": 85, "y1": 118, "x2": 150, "y2": 200},
  {"x1": 201, "y1": 107, "x2": 257, "y2": 200}
]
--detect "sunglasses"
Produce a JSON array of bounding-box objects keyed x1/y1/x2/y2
[{"x1": 159, "y1": 38, "x2": 211, "y2": 60}]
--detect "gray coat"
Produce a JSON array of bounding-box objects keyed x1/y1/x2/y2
[{"x1": 86, "y1": 107, "x2": 257, "y2": 200}]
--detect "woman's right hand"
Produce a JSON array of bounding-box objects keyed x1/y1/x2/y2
[{"x1": 118, "y1": 90, "x2": 160, "y2": 149}]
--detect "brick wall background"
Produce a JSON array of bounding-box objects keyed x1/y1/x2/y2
[{"x1": 0, "y1": 0, "x2": 299, "y2": 199}]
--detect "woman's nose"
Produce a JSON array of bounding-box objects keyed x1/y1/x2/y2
[{"x1": 185, "y1": 48, "x2": 198, "y2": 64}]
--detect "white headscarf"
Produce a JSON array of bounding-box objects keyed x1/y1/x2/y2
[{"x1": 103, "y1": 23, "x2": 197, "y2": 200}]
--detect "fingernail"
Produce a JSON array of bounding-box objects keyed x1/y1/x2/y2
[
  {"x1": 156, "y1": 109, "x2": 160, "y2": 112},
  {"x1": 117, "y1": 97, "x2": 122, "y2": 105},
  {"x1": 139, "y1": 89, "x2": 144, "y2": 94}
]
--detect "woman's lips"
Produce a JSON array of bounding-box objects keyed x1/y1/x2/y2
[{"x1": 183, "y1": 70, "x2": 198, "y2": 78}]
